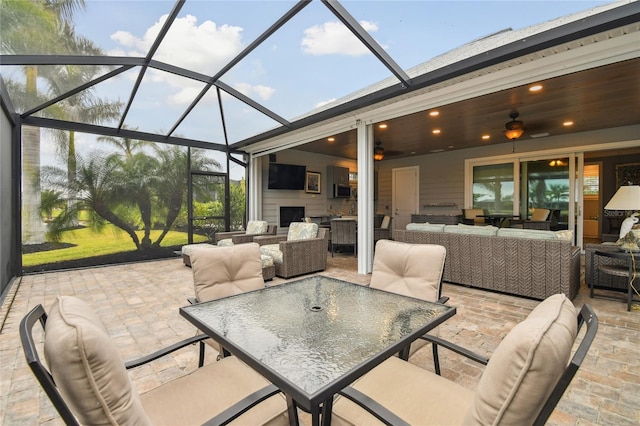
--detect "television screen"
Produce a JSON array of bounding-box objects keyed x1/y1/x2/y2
[{"x1": 268, "y1": 163, "x2": 306, "y2": 190}]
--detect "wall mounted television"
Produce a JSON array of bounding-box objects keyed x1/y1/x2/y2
[{"x1": 268, "y1": 163, "x2": 306, "y2": 190}]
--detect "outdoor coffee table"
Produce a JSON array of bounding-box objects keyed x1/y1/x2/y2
[{"x1": 180, "y1": 275, "x2": 455, "y2": 426}]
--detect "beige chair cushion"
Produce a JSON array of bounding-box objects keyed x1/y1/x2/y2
[
  {"x1": 333, "y1": 294, "x2": 577, "y2": 426},
  {"x1": 380, "y1": 215, "x2": 391, "y2": 229},
  {"x1": 246, "y1": 220, "x2": 269, "y2": 234},
  {"x1": 530, "y1": 208, "x2": 551, "y2": 221},
  {"x1": 370, "y1": 240, "x2": 445, "y2": 302},
  {"x1": 286, "y1": 222, "x2": 318, "y2": 240},
  {"x1": 464, "y1": 208, "x2": 484, "y2": 219},
  {"x1": 370, "y1": 240, "x2": 446, "y2": 355},
  {"x1": 332, "y1": 356, "x2": 474, "y2": 426},
  {"x1": 191, "y1": 243, "x2": 264, "y2": 302},
  {"x1": 464, "y1": 293, "x2": 577, "y2": 425},
  {"x1": 140, "y1": 356, "x2": 288, "y2": 426},
  {"x1": 44, "y1": 296, "x2": 151, "y2": 425}
]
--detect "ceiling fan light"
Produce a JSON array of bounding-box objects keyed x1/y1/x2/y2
[
  {"x1": 504, "y1": 112, "x2": 524, "y2": 140},
  {"x1": 374, "y1": 141, "x2": 385, "y2": 161}
]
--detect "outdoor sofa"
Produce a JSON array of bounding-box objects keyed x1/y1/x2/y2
[{"x1": 395, "y1": 223, "x2": 580, "y2": 300}]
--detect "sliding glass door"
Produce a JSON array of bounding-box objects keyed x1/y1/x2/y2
[
  {"x1": 467, "y1": 153, "x2": 581, "y2": 245},
  {"x1": 518, "y1": 158, "x2": 570, "y2": 229}
]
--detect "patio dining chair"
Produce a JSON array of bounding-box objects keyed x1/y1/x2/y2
[
  {"x1": 331, "y1": 218, "x2": 357, "y2": 257},
  {"x1": 20, "y1": 296, "x2": 289, "y2": 426},
  {"x1": 331, "y1": 294, "x2": 598, "y2": 426},
  {"x1": 370, "y1": 239, "x2": 448, "y2": 371},
  {"x1": 189, "y1": 243, "x2": 265, "y2": 362}
]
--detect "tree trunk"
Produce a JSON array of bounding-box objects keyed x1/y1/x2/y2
[{"x1": 21, "y1": 124, "x2": 46, "y2": 245}]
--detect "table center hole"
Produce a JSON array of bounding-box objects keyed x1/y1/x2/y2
[{"x1": 310, "y1": 306, "x2": 323, "y2": 312}]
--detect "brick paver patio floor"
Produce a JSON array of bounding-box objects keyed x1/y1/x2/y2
[{"x1": 1, "y1": 253, "x2": 639, "y2": 425}]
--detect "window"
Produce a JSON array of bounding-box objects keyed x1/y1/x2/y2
[{"x1": 472, "y1": 163, "x2": 514, "y2": 213}]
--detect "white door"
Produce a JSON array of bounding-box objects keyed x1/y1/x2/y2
[{"x1": 392, "y1": 166, "x2": 419, "y2": 232}]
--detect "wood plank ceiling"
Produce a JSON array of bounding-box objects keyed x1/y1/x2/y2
[{"x1": 296, "y1": 58, "x2": 640, "y2": 160}]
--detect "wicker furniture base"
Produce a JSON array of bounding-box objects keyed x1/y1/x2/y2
[
  {"x1": 395, "y1": 229, "x2": 580, "y2": 300},
  {"x1": 584, "y1": 243, "x2": 629, "y2": 292}
]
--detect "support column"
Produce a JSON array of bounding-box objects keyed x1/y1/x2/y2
[{"x1": 356, "y1": 120, "x2": 374, "y2": 274}]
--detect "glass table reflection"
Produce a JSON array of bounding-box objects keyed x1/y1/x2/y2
[{"x1": 180, "y1": 275, "x2": 455, "y2": 426}]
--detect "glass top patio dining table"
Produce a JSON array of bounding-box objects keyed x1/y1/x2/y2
[{"x1": 179, "y1": 275, "x2": 455, "y2": 426}]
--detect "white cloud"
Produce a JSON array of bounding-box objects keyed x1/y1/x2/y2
[
  {"x1": 301, "y1": 20, "x2": 381, "y2": 56},
  {"x1": 234, "y1": 82, "x2": 275, "y2": 101},
  {"x1": 110, "y1": 14, "x2": 274, "y2": 106},
  {"x1": 252, "y1": 85, "x2": 275, "y2": 100}
]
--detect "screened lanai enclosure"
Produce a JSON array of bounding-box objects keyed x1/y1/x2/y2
[{"x1": 2, "y1": 0, "x2": 640, "y2": 298}]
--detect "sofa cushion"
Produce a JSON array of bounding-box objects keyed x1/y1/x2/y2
[
  {"x1": 406, "y1": 223, "x2": 445, "y2": 232},
  {"x1": 464, "y1": 294, "x2": 577, "y2": 425},
  {"x1": 286, "y1": 222, "x2": 318, "y2": 241},
  {"x1": 182, "y1": 243, "x2": 215, "y2": 255},
  {"x1": 260, "y1": 244, "x2": 283, "y2": 264},
  {"x1": 216, "y1": 238, "x2": 234, "y2": 246},
  {"x1": 444, "y1": 224, "x2": 498, "y2": 236},
  {"x1": 554, "y1": 230, "x2": 574, "y2": 241},
  {"x1": 246, "y1": 220, "x2": 268, "y2": 234},
  {"x1": 497, "y1": 228, "x2": 560, "y2": 240},
  {"x1": 44, "y1": 296, "x2": 151, "y2": 425}
]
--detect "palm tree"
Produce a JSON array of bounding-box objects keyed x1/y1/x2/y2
[
  {"x1": 41, "y1": 61, "x2": 123, "y2": 223},
  {"x1": 43, "y1": 151, "x2": 144, "y2": 248},
  {"x1": 1, "y1": 0, "x2": 87, "y2": 244},
  {"x1": 152, "y1": 145, "x2": 220, "y2": 246},
  {"x1": 40, "y1": 189, "x2": 65, "y2": 222}
]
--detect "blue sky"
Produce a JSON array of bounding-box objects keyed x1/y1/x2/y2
[{"x1": 35, "y1": 0, "x2": 617, "y2": 176}]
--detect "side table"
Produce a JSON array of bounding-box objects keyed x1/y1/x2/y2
[{"x1": 594, "y1": 249, "x2": 638, "y2": 311}]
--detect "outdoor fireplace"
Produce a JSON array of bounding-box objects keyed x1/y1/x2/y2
[{"x1": 280, "y1": 206, "x2": 305, "y2": 228}]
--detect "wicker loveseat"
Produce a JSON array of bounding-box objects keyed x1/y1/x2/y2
[{"x1": 395, "y1": 224, "x2": 580, "y2": 300}]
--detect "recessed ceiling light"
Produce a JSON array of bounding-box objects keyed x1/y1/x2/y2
[
  {"x1": 563, "y1": 120, "x2": 574, "y2": 127},
  {"x1": 481, "y1": 135, "x2": 491, "y2": 140},
  {"x1": 327, "y1": 137, "x2": 335, "y2": 142},
  {"x1": 448, "y1": 145, "x2": 454, "y2": 149},
  {"x1": 378, "y1": 123, "x2": 388, "y2": 129},
  {"x1": 430, "y1": 149, "x2": 445, "y2": 153},
  {"x1": 410, "y1": 151, "x2": 416, "y2": 155},
  {"x1": 529, "y1": 84, "x2": 543, "y2": 92},
  {"x1": 429, "y1": 111, "x2": 439, "y2": 117},
  {"x1": 432, "y1": 129, "x2": 441, "y2": 135}
]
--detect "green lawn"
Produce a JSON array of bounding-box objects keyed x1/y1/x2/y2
[{"x1": 23, "y1": 225, "x2": 208, "y2": 266}]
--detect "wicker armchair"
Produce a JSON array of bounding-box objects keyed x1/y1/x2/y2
[
  {"x1": 214, "y1": 221, "x2": 277, "y2": 245},
  {"x1": 256, "y1": 223, "x2": 329, "y2": 278}
]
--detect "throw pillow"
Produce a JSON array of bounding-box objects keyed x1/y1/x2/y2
[
  {"x1": 246, "y1": 220, "x2": 268, "y2": 235},
  {"x1": 287, "y1": 222, "x2": 318, "y2": 240}
]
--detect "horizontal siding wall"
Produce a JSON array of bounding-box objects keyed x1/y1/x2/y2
[
  {"x1": 260, "y1": 150, "x2": 357, "y2": 234},
  {"x1": 260, "y1": 125, "x2": 640, "y2": 233}
]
